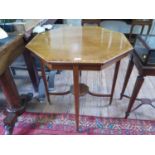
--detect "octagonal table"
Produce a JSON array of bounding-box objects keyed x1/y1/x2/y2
[{"x1": 26, "y1": 26, "x2": 133, "y2": 131}]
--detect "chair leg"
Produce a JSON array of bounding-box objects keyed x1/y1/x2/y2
[
  {"x1": 129, "y1": 25, "x2": 134, "y2": 41},
  {"x1": 125, "y1": 75, "x2": 144, "y2": 118},
  {"x1": 109, "y1": 60, "x2": 120, "y2": 105},
  {"x1": 40, "y1": 60, "x2": 51, "y2": 104},
  {"x1": 120, "y1": 56, "x2": 134, "y2": 99},
  {"x1": 140, "y1": 25, "x2": 145, "y2": 34}
]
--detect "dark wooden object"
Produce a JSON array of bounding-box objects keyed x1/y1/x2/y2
[
  {"x1": 129, "y1": 19, "x2": 153, "y2": 43},
  {"x1": 130, "y1": 19, "x2": 153, "y2": 35},
  {"x1": 40, "y1": 59, "x2": 121, "y2": 131},
  {"x1": 23, "y1": 50, "x2": 40, "y2": 92},
  {"x1": 0, "y1": 69, "x2": 25, "y2": 134},
  {"x1": 120, "y1": 52, "x2": 155, "y2": 118},
  {"x1": 26, "y1": 26, "x2": 133, "y2": 131},
  {"x1": 13, "y1": 19, "x2": 60, "y2": 92}
]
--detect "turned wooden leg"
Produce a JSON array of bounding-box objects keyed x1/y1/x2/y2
[
  {"x1": 0, "y1": 68, "x2": 25, "y2": 135},
  {"x1": 23, "y1": 49, "x2": 40, "y2": 92},
  {"x1": 125, "y1": 75, "x2": 144, "y2": 118},
  {"x1": 73, "y1": 65, "x2": 80, "y2": 131},
  {"x1": 109, "y1": 60, "x2": 120, "y2": 105},
  {"x1": 40, "y1": 60, "x2": 51, "y2": 104},
  {"x1": 120, "y1": 56, "x2": 134, "y2": 99}
]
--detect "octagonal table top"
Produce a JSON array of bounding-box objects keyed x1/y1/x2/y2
[{"x1": 26, "y1": 26, "x2": 133, "y2": 64}]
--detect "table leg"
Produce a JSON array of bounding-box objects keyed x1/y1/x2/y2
[
  {"x1": 40, "y1": 60, "x2": 51, "y2": 104},
  {"x1": 109, "y1": 60, "x2": 120, "y2": 105},
  {"x1": 23, "y1": 49, "x2": 40, "y2": 92},
  {"x1": 120, "y1": 56, "x2": 134, "y2": 99},
  {"x1": 125, "y1": 75, "x2": 144, "y2": 118},
  {"x1": 0, "y1": 68, "x2": 25, "y2": 134},
  {"x1": 73, "y1": 65, "x2": 80, "y2": 131}
]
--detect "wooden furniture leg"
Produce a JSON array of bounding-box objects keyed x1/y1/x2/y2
[
  {"x1": 120, "y1": 56, "x2": 134, "y2": 99},
  {"x1": 109, "y1": 60, "x2": 120, "y2": 105},
  {"x1": 140, "y1": 26, "x2": 145, "y2": 34},
  {"x1": 40, "y1": 60, "x2": 51, "y2": 104},
  {"x1": 147, "y1": 24, "x2": 152, "y2": 34},
  {"x1": 129, "y1": 25, "x2": 134, "y2": 40},
  {"x1": 0, "y1": 68, "x2": 25, "y2": 134},
  {"x1": 125, "y1": 75, "x2": 144, "y2": 118},
  {"x1": 23, "y1": 49, "x2": 40, "y2": 92},
  {"x1": 73, "y1": 65, "x2": 80, "y2": 131}
]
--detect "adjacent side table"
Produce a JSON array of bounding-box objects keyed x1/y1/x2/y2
[{"x1": 120, "y1": 35, "x2": 155, "y2": 118}]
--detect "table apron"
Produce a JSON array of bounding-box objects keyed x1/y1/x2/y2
[{"x1": 46, "y1": 63, "x2": 102, "y2": 71}]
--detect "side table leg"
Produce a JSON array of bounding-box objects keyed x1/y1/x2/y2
[
  {"x1": 73, "y1": 65, "x2": 80, "y2": 131},
  {"x1": 0, "y1": 69, "x2": 25, "y2": 135},
  {"x1": 120, "y1": 56, "x2": 134, "y2": 99},
  {"x1": 109, "y1": 60, "x2": 120, "y2": 105},
  {"x1": 125, "y1": 75, "x2": 144, "y2": 118},
  {"x1": 40, "y1": 60, "x2": 51, "y2": 104}
]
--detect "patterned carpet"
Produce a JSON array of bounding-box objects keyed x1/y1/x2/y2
[{"x1": 0, "y1": 112, "x2": 155, "y2": 135}]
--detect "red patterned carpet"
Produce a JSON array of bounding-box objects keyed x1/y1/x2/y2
[{"x1": 0, "y1": 112, "x2": 155, "y2": 135}]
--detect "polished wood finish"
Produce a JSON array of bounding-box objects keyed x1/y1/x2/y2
[
  {"x1": 26, "y1": 26, "x2": 133, "y2": 65},
  {"x1": 73, "y1": 65, "x2": 80, "y2": 131},
  {"x1": 26, "y1": 26, "x2": 133, "y2": 131},
  {"x1": 0, "y1": 35, "x2": 25, "y2": 76},
  {"x1": 0, "y1": 69, "x2": 25, "y2": 134},
  {"x1": 0, "y1": 69, "x2": 21, "y2": 110}
]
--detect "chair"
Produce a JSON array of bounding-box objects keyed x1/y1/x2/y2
[
  {"x1": 128, "y1": 19, "x2": 153, "y2": 44},
  {"x1": 130, "y1": 19, "x2": 153, "y2": 35}
]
